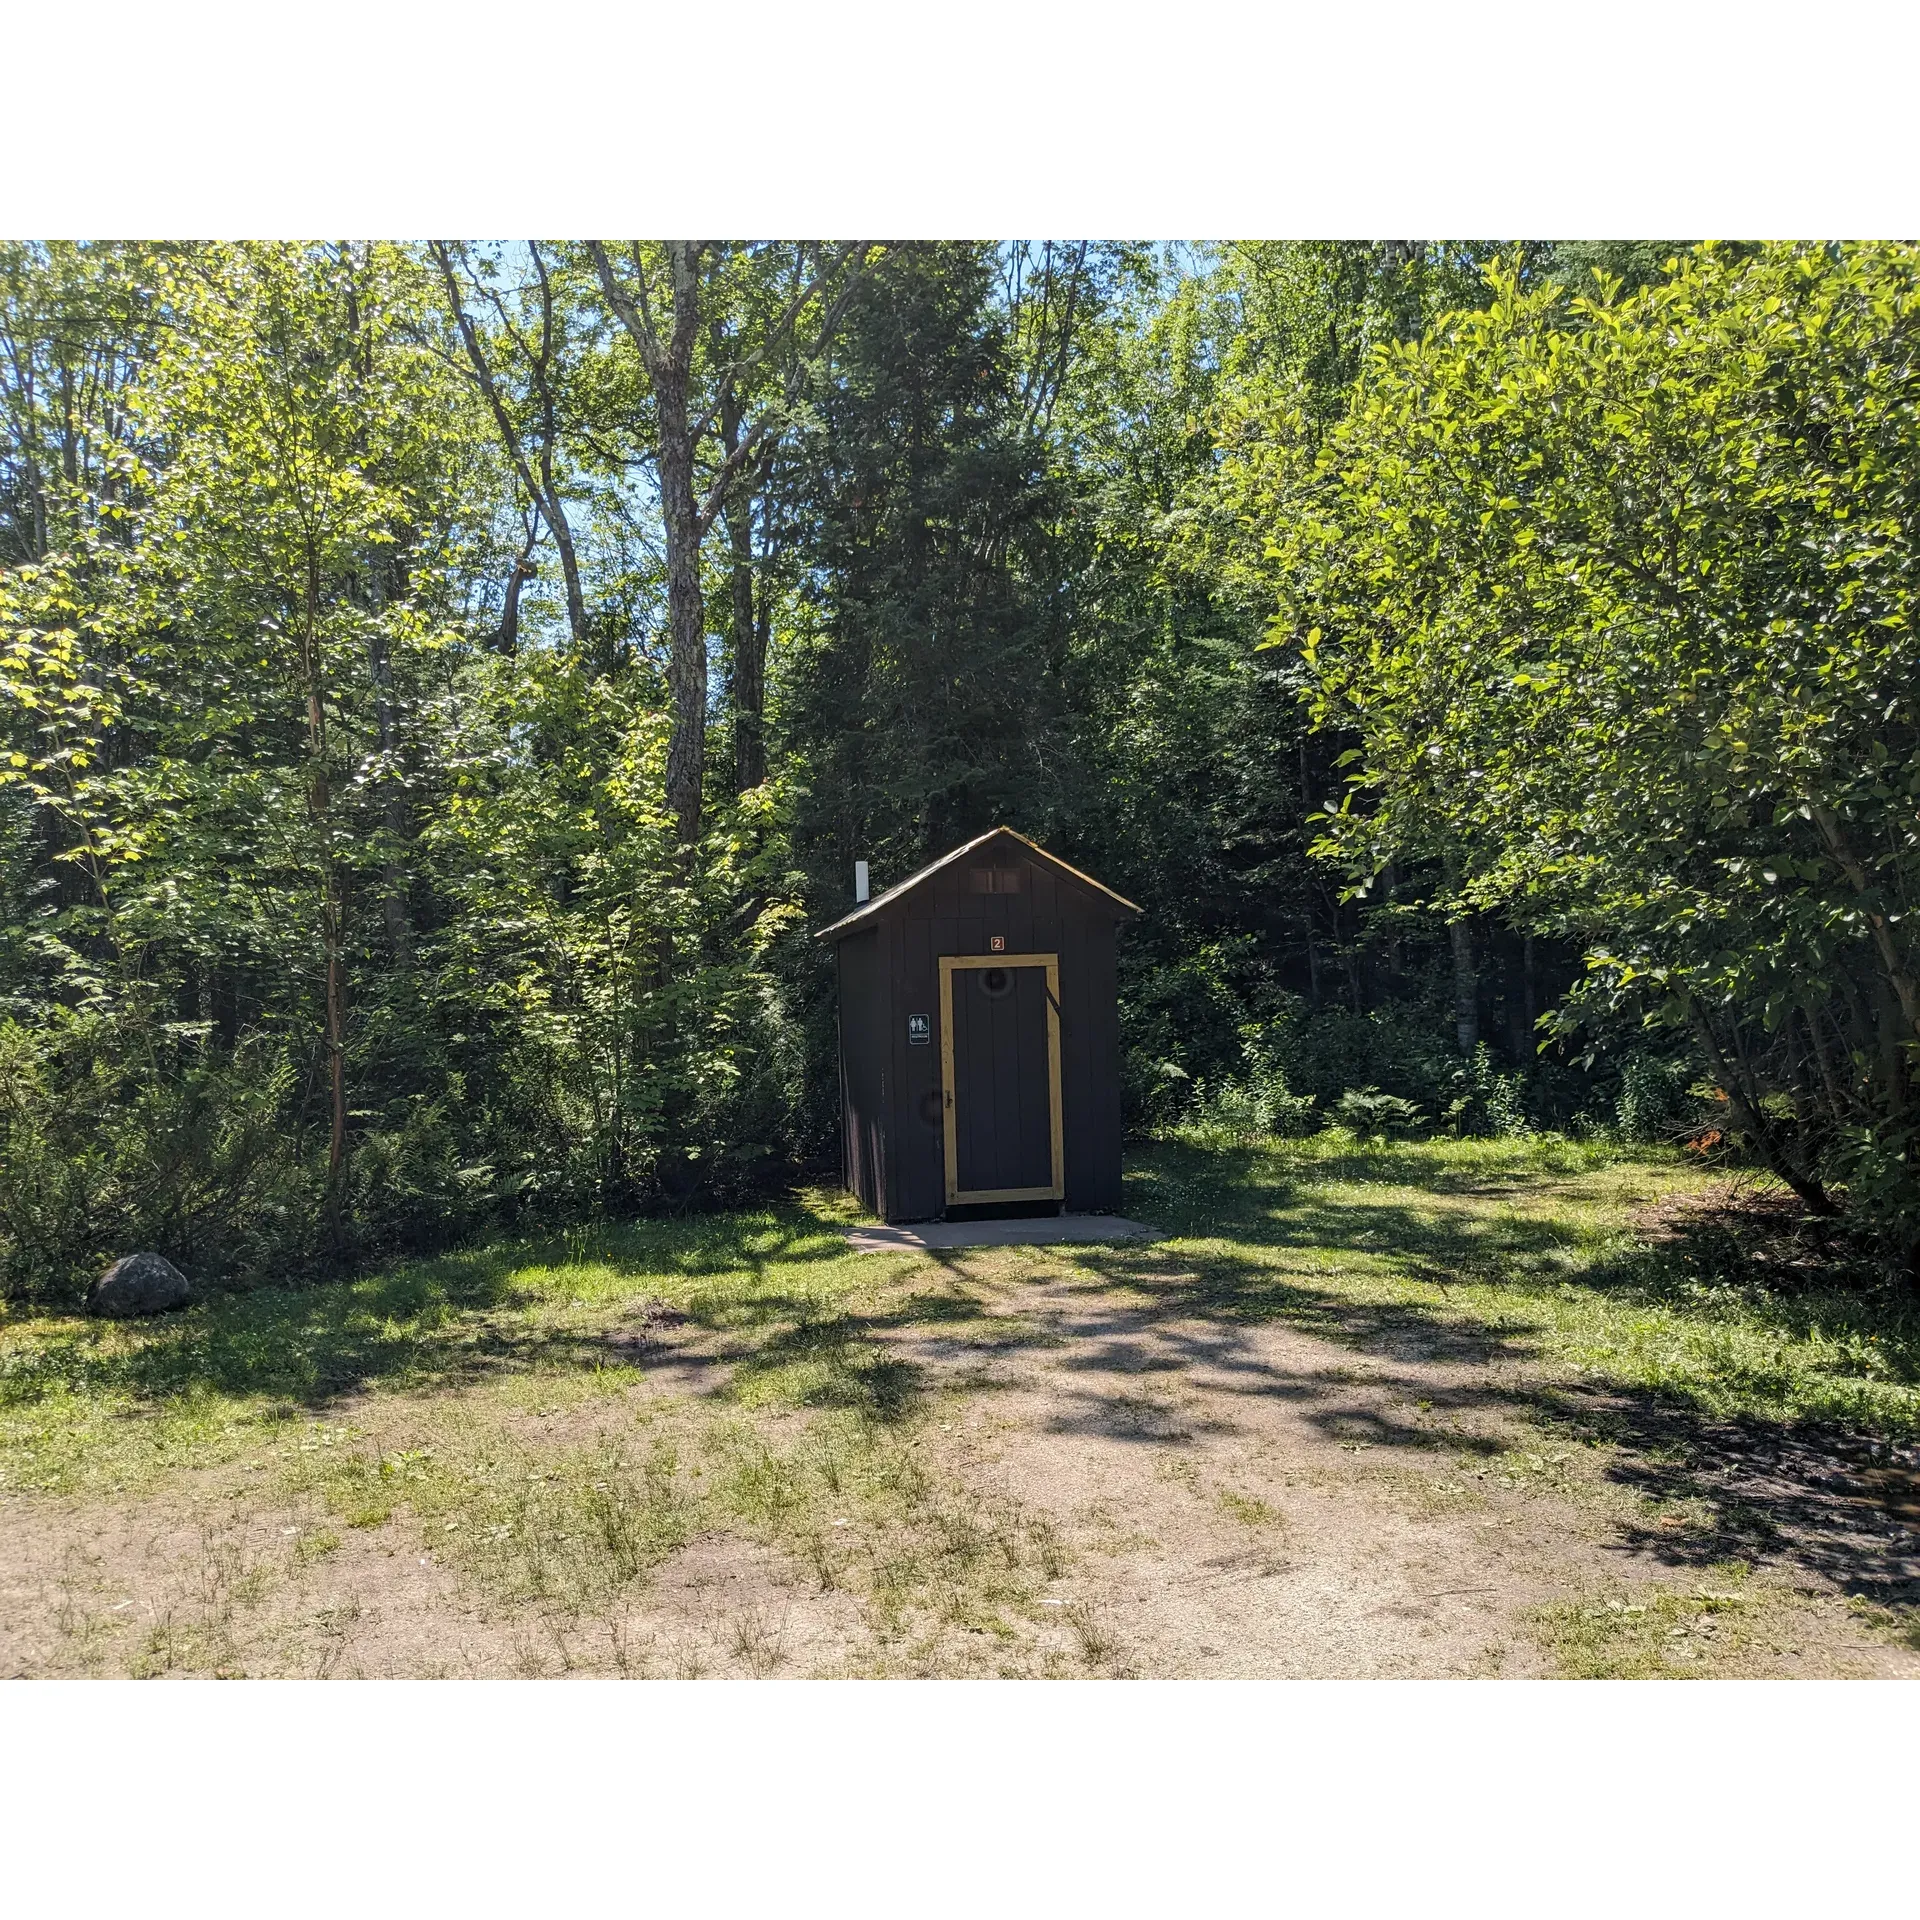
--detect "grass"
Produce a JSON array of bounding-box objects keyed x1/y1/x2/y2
[
  {"x1": 5, "y1": 1128, "x2": 1918, "y2": 1673},
  {"x1": 0, "y1": 1204, "x2": 878, "y2": 1498},
  {"x1": 1533, "y1": 1563, "x2": 1768, "y2": 1678},
  {"x1": 1126, "y1": 1129, "x2": 1920, "y2": 1439}
]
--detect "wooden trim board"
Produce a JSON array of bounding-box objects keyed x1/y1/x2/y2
[{"x1": 939, "y1": 952, "x2": 1064, "y2": 1207}]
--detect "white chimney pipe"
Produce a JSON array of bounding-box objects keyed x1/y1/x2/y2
[{"x1": 854, "y1": 859, "x2": 870, "y2": 904}]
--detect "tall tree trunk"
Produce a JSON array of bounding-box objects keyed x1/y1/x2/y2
[
  {"x1": 364, "y1": 550, "x2": 409, "y2": 964},
  {"x1": 726, "y1": 497, "x2": 765, "y2": 791},
  {"x1": 1442, "y1": 853, "x2": 1478, "y2": 1053},
  {"x1": 713, "y1": 373, "x2": 767, "y2": 795},
  {"x1": 653, "y1": 244, "x2": 708, "y2": 843},
  {"x1": 301, "y1": 544, "x2": 347, "y2": 1246},
  {"x1": 750, "y1": 585, "x2": 771, "y2": 790},
  {"x1": 586, "y1": 239, "x2": 712, "y2": 839},
  {"x1": 58, "y1": 358, "x2": 79, "y2": 490},
  {"x1": 589, "y1": 239, "x2": 874, "y2": 835},
  {"x1": 1450, "y1": 916, "x2": 1478, "y2": 1054},
  {"x1": 26, "y1": 446, "x2": 46, "y2": 559},
  {"x1": 497, "y1": 538, "x2": 535, "y2": 656},
  {"x1": 536, "y1": 433, "x2": 588, "y2": 657}
]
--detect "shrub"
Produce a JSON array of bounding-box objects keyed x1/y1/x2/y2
[
  {"x1": 1615, "y1": 1053, "x2": 1711, "y2": 1144},
  {"x1": 1333, "y1": 1088, "x2": 1426, "y2": 1138},
  {"x1": 1181, "y1": 1049, "x2": 1318, "y2": 1146},
  {"x1": 1438, "y1": 1044, "x2": 1532, "y2": 1138},
  {"x1": 0, "y1": 1013, "x2": 319, "y2": 1303}
]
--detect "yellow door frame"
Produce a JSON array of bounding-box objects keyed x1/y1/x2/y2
[{"x1": 939, "y1": 952, "x2": 1065, "y2": 1207}]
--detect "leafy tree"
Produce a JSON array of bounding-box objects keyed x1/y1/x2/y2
[
  {"x1": 586, "y1": 242, "x2": 878, "y2": 841},
  {"x1": 10, "y1": 234, "x2": 1863, "y2": 1306},
  {"x1": 1282, "y1": 243, "x2": 1920, "y2": 1267},
  {"x1": 124, "y1": 242, "x2": 481, "y2": 1238},
  {"x1": 0, "y1": 241, "x2": 161, "y2": 566},
  {"x1": 777, "y1": 244, "x2": 1084, "y2": 871},
  {"x1": 1, "y1": 243, "x2": 504, "y2": 1286}
]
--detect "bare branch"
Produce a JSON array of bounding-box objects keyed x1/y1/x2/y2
[
  {"x1": 431, "y1": 240, "x2": 587, "y2": 649},
  {"x1": 587, "y1": 242, "x2": 664, "y2": 376},
  {"x1": 695, "y1": 414, "x2": 779, "y2": 538},
  {"x1": 692, "y1": 246, "x2": 881, "y2": 534},
  {"x1": 430, "y1": 242, "x2": 545, "y2": 512},
  {"x1": 689, "y1": 242, "x2": 874, "y2": 445}
]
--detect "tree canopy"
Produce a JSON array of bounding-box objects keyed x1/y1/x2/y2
[
  {"x1": 1275, "y1": 243, "x2": 1920, "y2": 1258},
  {"x1": 5, "y1": 238, "x2": 1917, "y2": 1300}
]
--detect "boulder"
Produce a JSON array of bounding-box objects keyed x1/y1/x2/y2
[{"x1": 86, "y1": 1252, "x2": 192, "y2": 1318}]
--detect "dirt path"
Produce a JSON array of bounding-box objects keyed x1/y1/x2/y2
[
  {"x1": 5, "y1": 1248, "x2": 1918, "y2": 1679},
  {"x1": 884, "y1": 1260, "x2": 1920, "y2": 1677}
]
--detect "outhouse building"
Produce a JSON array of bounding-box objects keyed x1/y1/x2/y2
[{"x1": 815, "y1": 827, "x2": 1140, "y2": 1223}]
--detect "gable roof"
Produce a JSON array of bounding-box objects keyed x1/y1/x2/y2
[{"x1": 814, "y1": 827, "x2": 1141, "y2": 942}]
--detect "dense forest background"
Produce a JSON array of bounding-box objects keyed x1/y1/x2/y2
[{"x1": 4, "y1": 239, "x2": 1917, "y2": 1299}]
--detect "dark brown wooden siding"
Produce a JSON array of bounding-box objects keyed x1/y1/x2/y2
[
  {"x1": 835, "y1": 928, "x2": 888, "y2": 1215},
  {"x1": 858, "y1": 846, "x2": 1127, "y2": 1220}
]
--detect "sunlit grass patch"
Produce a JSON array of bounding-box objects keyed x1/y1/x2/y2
[
  {"x1": 1216, "y1": 1487, "x2": 1280, "y2": 1528},
  {"x1": 292, "y1": 1417, "x2": 696, "y2": 1616},
  {"x1": 1122, "y1": 1134, "x2": 1920, "y2": 1440},
  {"x1": 0, "y1": 1200, "x2": 879, "y2": 1495},
  {"x1": 1848, "y1": 1594, "x2": 1920, "y2": 1654},
  {"x1": 697, "y1": 1407, "x2": 1064, "y2": 1648},
  {"x1": 1533, "y1": 1564, "x2": 1774, "y2": 1677}
]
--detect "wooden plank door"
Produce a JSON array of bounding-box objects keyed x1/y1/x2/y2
[{"x1": 939, "y1": 953, "x2": 1064, "y2": 1206}]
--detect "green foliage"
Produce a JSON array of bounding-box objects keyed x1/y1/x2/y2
[
  {"x1": 1278, "y1": 242, "x2": 1920, "y2": 1257},
  {"x1": 0, "y1": 1014, "x2": 316, "y2": 1300},
  {"x1": 1331, "y1": 1088, "x2": 1425, "y2": 1137},
  {"x1": 1179, "y1": 1048, "x2": 1317, "y2": 1146},
  {"x1": 0, "y1": 243, "x2": 807, "y2": 1300},
  {"x1": 10, "y1": 236, "x2": 1901, "y2": 1306},
  {"x1": 1259, "y1": 997, "x2": 1459, "y2": 1117},
  {"x1": 779, "y1": 243, "x2": 1072, "y2": 873},
  {"x1": 1614, "y1": 1054, "x2": 1712, "y2": 1144},
  {"x1": 425, "y1": 647, "x2": 807, "y2": 1213}
]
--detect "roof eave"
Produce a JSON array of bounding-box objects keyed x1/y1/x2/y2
[{"x1": 813, "y1": 826, "x2": 1140, "y2": 942}]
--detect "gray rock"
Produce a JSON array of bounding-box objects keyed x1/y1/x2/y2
[{"x1": 86, "y1": 1252, "x2": 192, "y2": 1318}]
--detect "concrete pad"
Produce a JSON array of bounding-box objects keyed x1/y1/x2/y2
[{"x1": 841, "y1": 1214, "x2": 1158, "y2": 1254}]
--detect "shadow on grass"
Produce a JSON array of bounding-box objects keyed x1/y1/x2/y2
[
  {"x1": 1126, "y1": 1143, "x2": 1591, "y2": 1279},
  {"x1": 1024, "y1": 1235, "x2": 1920, "y2": 1604},
  {"x1": 0, "y1": 1206, "x2": 857, "y2": 1417},
  {"x1": 727, "y1": 1312, "x2": 923, "y2": 1423},
  {"x1": 1126, "y1": 1138, "x2": 1920, "y2": 1360},
  {"x1": 1038, "y1": 1140, "x2": 1920, "y2": 1608},
  {"x1": 8, "y1": 1139, "x2": 1918, "y2": 1614},
  {"x1": 1579, "y1": 1196, "x2": 1920, "y2": 1380}
]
